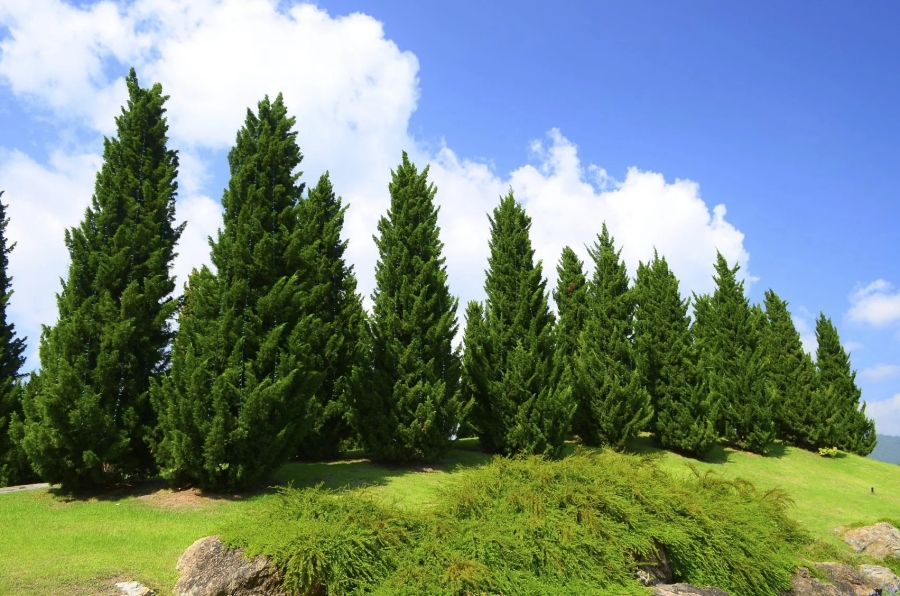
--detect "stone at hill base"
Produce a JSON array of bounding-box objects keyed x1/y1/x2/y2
[
  {"x1": 115, "y1": 581, "x2": 154, "y2": 596},
  {"x1": 652, "y1": 584, "x2": 728, "y2": 596},
  {"x1": 173, "y1": 536, "x2": 286, "y2": 596},
  {"x1": 843, "y1": 522, "x2": 900, "y2": 560},
  {"x1": 858, "y1": 564, "x2": 900, "y2": 592},
  {"x1": 812, "y1": 562, "x2": 878, "y2": 596},
  {"x1": 785, "y1": 567, "x2": 839, "y2": 596}
]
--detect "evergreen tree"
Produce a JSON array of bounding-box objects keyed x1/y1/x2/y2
[
  {"x1": 294, "y1": 172, "x2": 367, "y2": 460},
  {"x1": 813, "y1": 314, "x2": 876, "y2": 456},
  {"x1": 360, "y1": 152, "x2": 463, "y2": 462},
  {"x1": 692, "y1": 253, "x2": 773, "y2": 454},
  {"x1": 573, "y1": 223, "x2": 651, "y2": 449},
  {"x1": 152, "y1": 94, "x2": 320, "y2": 491},
  {"x1": 0, "y1": 191, "x2": 32, "y2": 487},
  {"x1": 463, "y1": 190, "x2": 573, "y2": 457},
  {"x1": 552, "y1": 246, "x2": 588, "y2": 410},
  {"x1": 14, "y1": 69, "x2": 183, "y2": 490},
  {"x1": 761, "y1": 290, "x2": 815, "y2": 445},
  {"x1": 634, "y1": 251, "x2": 715, "y2": 457}
]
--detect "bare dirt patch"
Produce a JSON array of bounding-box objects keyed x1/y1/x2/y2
[{"x1": 136, "y1": 487, "x2": 211, "y2": 509}]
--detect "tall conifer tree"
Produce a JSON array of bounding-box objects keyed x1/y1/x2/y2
[
  {"x1": 293, "y1": 172, "x2": 367, "y2": 460},
  {"x1": 762, "y1": 290, "x2": 815, "y2": 445},
  {"x1": 573, "y1": 223, "x2": 650, "y2": 449},
  {"x1": 15, "y1": 70, "x2": 182, "y2": 490},
  {"x1": 813, "y1": 314, "x2": 876, "y2": 455},
  {"x1": 0, "y1": 191, "x2": 32, "y2": 487},
  {"x1": 463, "y1": 191, "x2": 573, "y2": 457},
  {"x1": 152, "y1": 94, "x2": 320, "y2": 491},
  {"x1": 552, "y1": 246, "x2": 588, "y2": 408},
  {"x1": 361, "y1": 152, "x2": 463, "y2": 462},
  {"x1": 692, "y1": 253, "x2": 773, "y2": 454},
  {"x1": 634, "y1": 251, "x2": 715, "y2": 457}
]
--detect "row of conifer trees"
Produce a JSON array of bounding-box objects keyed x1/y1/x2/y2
[{"x1": 0, "y1": 70, "x2": 876, "y2": 492}]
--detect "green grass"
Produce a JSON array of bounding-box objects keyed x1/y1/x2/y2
[{"x1": 1, "y1": 437, "x2": 898, "y2": 595}]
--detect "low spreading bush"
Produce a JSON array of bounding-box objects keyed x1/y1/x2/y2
[{"x1": 223, "y1": 450, "x2": 810, "y2": 596}]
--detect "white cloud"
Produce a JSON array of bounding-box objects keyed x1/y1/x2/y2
[
  {"x1": 867, "y1": 393, "x2": 900, "y2": 437},
  {"x1": 861, "y1": 364, "x2": 900, "y2": 383},
  {"x1": 792, "y1": 313, "x2": 817, "y2": 356},
  {"x1": 0, "y1": 0, "x2": 753, "y2": 368},
  {"x1": 0, "y1": 149, "x2": 101, "y2": 363},
  {"x1": 848, "y1": 279, "x2": 900, "y2": 327}
]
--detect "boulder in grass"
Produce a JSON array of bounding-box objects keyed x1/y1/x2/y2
[
  {"x1": 173, "y1": 536, "x2": 287, "y2": 596},
  {"x1": 843, "y1": 523, "x2": 900, "y2": 560},
  {"x1": 858, "y1": 564, "x2": 900, "y2": 593},
  {"x1": 812, "y1": 563, "x2": 878, "y2": 596},
  {"x1": 115, "y1": 581, "x2": 154, "y2": 596},
  {"x1": 652, "y1": 584, "x2": 729, "y2": 596},
  {"x1": 785, "y1": 567, "x2": 839, "y2": 596}
]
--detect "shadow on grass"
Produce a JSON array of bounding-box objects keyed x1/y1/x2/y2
[{"x1": 273, "y1": 437, "x2": 494, "y2": 493}]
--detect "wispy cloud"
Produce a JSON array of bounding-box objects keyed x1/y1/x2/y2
[
  {"x1": 861, "y1": 364, "x2": 900, "y2": 383},
  {"x1": 867, "y1": 393, "x2": 900, "y2": 437},
  {"x1": 848, "y1": 279, "x2": 900, "y2": 327}
]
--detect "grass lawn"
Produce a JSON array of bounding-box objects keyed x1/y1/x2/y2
[{"x1": 1, "y1": 437, "x2": 898, "y2": 595}]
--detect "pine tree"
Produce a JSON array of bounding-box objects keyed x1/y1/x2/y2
[
  {"x1": 293, "y1": 172, "x2": 367, "y2": 460},
  {"x1": 152, "y1": 94, "x2": 320, "y2": 491},
  {"x1": 552, "y1": 246, "x2": 588, "y2": 411},
  {"x1": 813, "y1": 314, "x2": 876, "y2": 456},
  {"x1": 0, "y1": 191, "x2": 32, "y2": 487},
  {"x1": 463, "y1": 190, "x2": 573, "y2": 457},
  {"x1": 360, "y1": 152, "x2": 463, "y2": 462},
  {"x1": 14, "y1": 69, "x2": 183, "y2": 490},
  {"x1": 692, "y1": 253, "x2": 773, "y2": 454},
  {"x1": 761, "y1": 290, "x2": 815, "y2": 445},
  {"x1": 572, "y1": 224, "x2": 650, "y2": 450},
  {"x1": 634, "y1": 251, "x2": 715, "y2": 457}
]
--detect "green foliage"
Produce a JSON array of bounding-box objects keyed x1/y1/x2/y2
[
  {"x1": 152, "y1": 93, "x2": 320, "y2": 492},
  {"x1": 761, "y1": 290, "x2": 817, "y2": 448},
  {"x1": 361, "y1": 152, "x2": 463, "y2": 462},
  {"x1": 463, "y1": 190, "x2": 573, "y2": 457},
  {"x1": 634, "y1": 251, "x2": 715, "y2": 457},
  {"x1": 293, "y1": 172, "x2": 367, "y2": 460},
  {"x1": 552, "y1": 246, "x2": 588, "y2": 380},
  {"x1": 573, "y1": 223, "x2": 651, "y2": 449},
  {"x1": 15, "y1": 69, "x2": 183, "y2": 490},
  {"x1": 692, "y1": 253, "x2": 774, "y2": 454},
  {"x1": 224, "y1": 451, "x2": 810, "y2": 596},
  {"x1": 0, "y1": 190, "x2": 33, "y2": 487},
  {"x1": 813, "y1": 314, "x2": 876, "y2": 456}
]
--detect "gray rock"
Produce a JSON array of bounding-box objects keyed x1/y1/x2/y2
[
  {"x1": 652, "y1": 584, "x2": 728, "y2": 596},
  {"x1": 115, "y1": 581, "x2": 154, "y2": 596},
  {"x1": 813, "y1": 562, "x2": 878, "y2": 596},
  {"x1": 858, "y1": 564, "x2": 900, "y2": 593},
  {"x1": 843, "y1": 523, "x2": 900, "y2": 560},
  {"x1": 173, "y1": 535, "x2": 287, "y2": 596},
  {"x1": 786, "y1": 567, "x2": 839, "y2": 596},
  {"x1": 634, "y1": 542, "x2": 673, "y2": 586}
]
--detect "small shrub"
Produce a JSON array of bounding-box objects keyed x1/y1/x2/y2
[{"x1": 817, "y1": 446, "x2": 839, "y2": 458}]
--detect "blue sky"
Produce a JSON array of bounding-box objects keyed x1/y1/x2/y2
[{"x1": 0, "y1": 0, "x2": 898, "y2": 434}]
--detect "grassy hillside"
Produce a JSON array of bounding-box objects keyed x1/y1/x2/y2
[
  {"x1": 870, "y1": 434, "x2": 900, "y2": 465},
  {"x1": 1, "y1": 438, "x2": 899, "y2": 595}
]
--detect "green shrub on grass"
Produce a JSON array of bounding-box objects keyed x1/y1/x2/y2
[{"x1": 223, "y1": 450, "x2": 810, "y2": 596}]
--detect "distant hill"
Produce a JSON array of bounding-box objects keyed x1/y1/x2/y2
[{"x1": 869, "y1": 434, "x2": 900, "y2": 465}]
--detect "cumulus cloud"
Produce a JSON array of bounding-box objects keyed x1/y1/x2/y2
[
  {"x1": 867, "y1": 393, "x2": 900, "y2": 437},
  {"x1": 0, "y1": 0, "x2": 753, "y2": 369},
  {"x1": 848, "y1": 279, "x2": 900, "y2": 327},
  {"x1": 860, "y1": 364, "x2": 900, "y2": 383}
]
